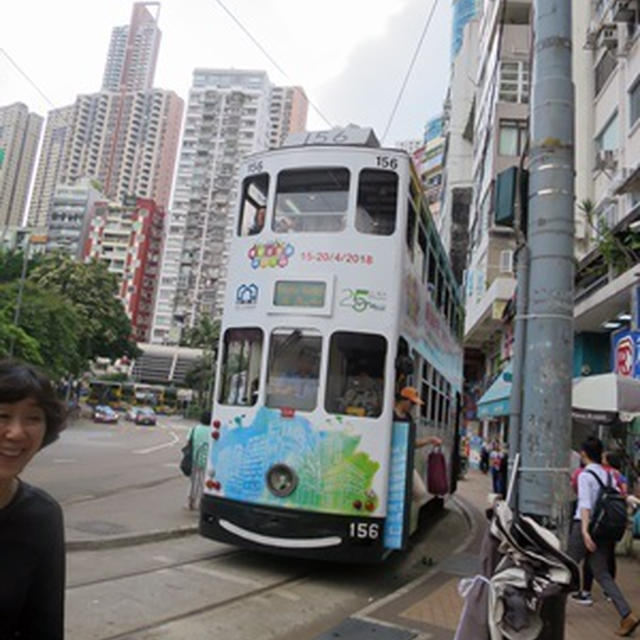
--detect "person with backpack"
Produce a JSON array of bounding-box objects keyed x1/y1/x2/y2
[
  {"x1": 181, "y1": 410, "x2": 211, "y2": 510},
  {"x1": 567, "y1": 437, "x2": 638, "y2": 636}
]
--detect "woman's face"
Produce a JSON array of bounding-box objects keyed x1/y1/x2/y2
[{"x1": 0, "y1": 396, "x2": 47, "y2": 481}]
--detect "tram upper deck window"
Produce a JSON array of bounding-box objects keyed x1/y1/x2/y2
[
  {"x1": 218, "y1": 328, "x2": 263, "y2": 406},
  {"x1": 238, "y1": 173, "x2": 269, "y2": 236},
  {"x1": 266, "y1": 328, "x2": 322, "y2": 411},
  {"x1": 325, "y1": 332, "x2": 386, "y2": 418},
  {"x1": 273, "y1": 168, "x2": 349, "y2": 233},
  {"x1": 356, "y1": 169, "x2": 398, "y2": 235}
]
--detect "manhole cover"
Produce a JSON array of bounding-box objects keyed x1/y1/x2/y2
[
  {"x1": 72, "y1": 520, "x2": 129, "y2": 536},
  {"x1": 314, "y1": 618, "x2": 417, "y2": 640}
]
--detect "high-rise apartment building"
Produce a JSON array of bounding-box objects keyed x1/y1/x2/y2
[
  {"x1": 29, "y1": 3, "x2": 180, "y2": 230},
  {"x1": 58, "y1": 89, "x2": 183, "y2": 208},
  {"x1": 83, "y1": 198, "x2": 165, "y2": 343},
  {"x1": 28, "y1": 105, "x2": 75, "y2": 228},
  {"x1": 45, "y1": 180, "x2": 104, "y2": 258},
  {"x1": 101, "y1": 2, "x2": 161, "y2": 92},
  {"x1": 268, "y1": 86, "x2": 308, "y2": 148},
  {"x1": 0, "y1": 103, "x2": 43, "y2": 227},
  {"x1": 151, "y1": 69, "x2": 274, "y2": 344}
]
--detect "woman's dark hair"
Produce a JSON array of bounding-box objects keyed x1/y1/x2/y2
[
  {"x1": 580, "y1": 436, "x2": 603, "y2": 464},
  {"x1": 200, "y1": 410, "x2": 212, "y2": 425},
  {"x1": 0, "y1": 359, "x2": 67, "y2": 448}
]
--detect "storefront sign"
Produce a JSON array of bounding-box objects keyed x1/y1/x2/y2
[{"x1": 612, "y1": 329, "x2": 640, "y2": 378}]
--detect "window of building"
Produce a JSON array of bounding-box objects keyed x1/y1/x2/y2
[
  {"x1": 594, "y1": 52, "x2": 617, "y2": 97},
  {"x1": 218, "y1": 328, "x2": 263, "y2": 406},
  {"x1": 499, "y1": 61, "x2": 529, "y2": 103},
  {"x1": 325, "y1": 332, "x2": 386, "y2": 418},
  {"x1": 595, "y1": 111, "x2": 619, "y2": 152},
  {"x1": 237, "y1": 173, "x2": 269, "y2": 236},
  {"x1": 630, "y1": 77, "x2": 640, "y2": 128},
  {"x1": 356, "y1": 169, "x2": 398, "y2": 235},
  {"x1": 273, "y1": 168, "x2": 349, "y2": 233},
  {"x1": 266, "y1": 328, "x2": 322, "y2": 411},
  {"x1": 498, "y1": 119, "x2": 528, "y2": 156}
]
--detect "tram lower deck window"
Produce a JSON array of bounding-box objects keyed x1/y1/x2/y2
[
  {"x1": 266, "y1": 328, "x2": 322, "y2": 412},
  {"x1": 325, "y1": 332, "x2": 386, "y2": 418},
  {"x1": 218, "y1": 328, "x2": 263, "y2": 406},
  {"x1": 273, "y1": 167, "x2": 349, "y2": 233}
]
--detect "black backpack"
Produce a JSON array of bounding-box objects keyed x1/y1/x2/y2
[{"x1": 587, "y1": 470, "x2": 628, "y2": 542}]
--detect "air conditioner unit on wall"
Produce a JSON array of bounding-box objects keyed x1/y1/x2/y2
[
  {"x1": 595, "y1": 149, "x2": 619, "y2": 171},
  {"x1": 597, "y1": 24, "x2": 619, "y2": 50},
  {"x1": 585, "y1": 20, "x2": 601, "y2": 48},
  {"x1": 499, "y1": 250, "x2": 514, "y2": 274},
  {"x1": 612, "y1": 0, "x2": 638, "y2": 23}
]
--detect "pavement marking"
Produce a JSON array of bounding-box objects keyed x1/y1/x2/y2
[
  {"x1": 162, "y1": 462, "x2": 180, "y2": 469},
  {"x1": 133, "y1": 430, "x2": 180, "y2": 454},
  {"x1": 53, "y1": 458, "x2": 79, "y2": 464},
  {"x1": 274, "y1": 589, "x2": 301, "y2": 602},
  {"x1": 182, "y1": 564, "x2": 267, "y2": 588}
]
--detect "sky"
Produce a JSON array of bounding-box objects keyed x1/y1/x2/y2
[{"x1": 1, "y1": 0, "x2": 452, "y2": 144}]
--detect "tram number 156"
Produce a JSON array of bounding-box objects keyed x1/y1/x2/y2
[{"x1": 349, "y1": 522, "x2": 380, "y2": 540}]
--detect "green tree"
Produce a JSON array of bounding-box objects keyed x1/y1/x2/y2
[
  {"x1": 28, "y1": 254, "x2": 139, "y2": 363},
  {"x1": 0, "y1": 248, "x2": 43, "y2": 283},
  {"x1": 185, "y1": 352, "x2": 216, "y2": 409},
  {"x1": 0, "y1": 308, "x2": 43, "y2": 365},
  {"x1": 180, "y1": 316, "x2": 220, "y2": 350},
  {"x1": 0, "y1": 282, "x2": 81, "y2": 377}
]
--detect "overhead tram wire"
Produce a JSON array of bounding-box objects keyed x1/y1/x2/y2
[
  {"x1": 381, "y1": 0, "x2": 439, "y2": 144},
  {"x1": 0, "y1": 48, "x2": 56, "y2": 109},
  {"x1": 211, "y1": 0, "x2": 333, "y2": 128}
]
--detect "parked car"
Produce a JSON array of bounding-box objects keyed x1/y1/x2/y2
[
  {"x1": 93, "y1": 405, "x2": 118, "y2": 424},
  {"x1": 133, "y1": 407, "x2": 157, "y2": 426}
]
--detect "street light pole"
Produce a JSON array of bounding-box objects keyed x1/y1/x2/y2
[{"x1": 518, "y1": 0, "x2": 575, "y2": 532}]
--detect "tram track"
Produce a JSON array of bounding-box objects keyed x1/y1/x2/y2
[
  {"x1": 92, "y1": 570, "x2": 314, "y2": 640},
  {"x1": 67, "y1": 547, "x2": 243, "y2": 590}
]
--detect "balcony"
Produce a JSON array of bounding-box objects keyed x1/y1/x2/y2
[{"x1": 464, "y1": 275, "x2": 516, "y2": 348}]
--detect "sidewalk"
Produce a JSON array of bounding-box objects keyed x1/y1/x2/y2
[
  {"x1": 64, "y1": 474, "x2": 199, "y2": 551},
  {"x1": 323, "y1": 470, "x2": 639, "y2": 639}
]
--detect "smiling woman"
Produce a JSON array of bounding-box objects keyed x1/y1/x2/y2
[{"x1": 0, "y1": 359, "x2": 67, "y2": 640}]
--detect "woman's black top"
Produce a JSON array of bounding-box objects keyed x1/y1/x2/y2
[{"x1": 0, "y1": 481, "x2": 65, "y2": 639}]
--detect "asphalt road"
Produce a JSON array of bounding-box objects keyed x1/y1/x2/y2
[{"x1": 21, "y1": 414, "x2": 471, "y2": 639}]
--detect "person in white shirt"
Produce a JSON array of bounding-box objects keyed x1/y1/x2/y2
[{"x1": 567, "y1": 437, "x2": 638, "y2": 637}]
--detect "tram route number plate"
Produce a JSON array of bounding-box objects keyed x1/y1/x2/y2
[{"x1": 348, "y1": 522, "x2": 380, "y2": 541}]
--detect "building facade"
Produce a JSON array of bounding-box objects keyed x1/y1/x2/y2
[
  {"x1": 268, "y1": 86, "x2": 308, "y2": 148},
  {"x1": 51, "y1": 88, "x2": 183, "y2": 209},
  {"x1": 151, "y1": 69, "x2": 274, "y2": 344},
  {"x1": 45, "y1": 180, "x2": 104, "y2": 258},
  {"x1": 28, "y1": 105, "x2": 75, "y2": 228},
  {"x1": 0, "y1": 103, "x2": 43, "y2": 228},
  {"x1": 101, "y1": 2, "x2": 161, "y2": 93},
  {"x1": 83, "y1": 198, "x2": 165, "y2": 342}
]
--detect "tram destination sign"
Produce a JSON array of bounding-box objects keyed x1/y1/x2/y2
[
  {"x1": 273, "y1": 280, "x2": 326, "y2": 308},
  {"x1": 283, "y1": 126, "x2": 380, "y2": 148}
]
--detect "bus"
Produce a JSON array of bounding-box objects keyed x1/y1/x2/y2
[{"x1": 200, "y1": 127, "x2": 464, "y2": 562}]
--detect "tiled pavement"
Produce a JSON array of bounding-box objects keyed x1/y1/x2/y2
[{"x1": 331, "y1": 470, "x2": 639, "y2": 639}]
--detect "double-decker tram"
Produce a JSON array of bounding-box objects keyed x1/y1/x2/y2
[{"x1": 200, "y1": 127, "x2": 464, "y2": 562}]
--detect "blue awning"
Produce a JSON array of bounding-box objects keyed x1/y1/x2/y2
[{"x1": 477, "y1": 363, "x2": 512, "y2": 419}]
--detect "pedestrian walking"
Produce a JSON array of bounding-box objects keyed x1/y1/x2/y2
[
  {"x1": 489, "y1": 441, "x2": 505, "y2": 496},
  {"x1": 567, "y1": 437, "x2": 639, "y2": 636},
  {"x1": 480, "y1": 441, "x2": 490, "y2": 474},
  {"x1": 182, "y1": 410, "x2": 211, "y2": 510},
  {"x1": 0, "y1": 359, "x2": 67, "y2": 640}
]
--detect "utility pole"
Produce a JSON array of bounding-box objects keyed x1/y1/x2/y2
[{"x1": 518, "y1": 0, "x2": 574, "y2": 532}]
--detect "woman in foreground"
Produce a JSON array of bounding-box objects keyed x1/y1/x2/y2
[{"x1": 0, "y1": 359, "x2": 67, "y2": 639}]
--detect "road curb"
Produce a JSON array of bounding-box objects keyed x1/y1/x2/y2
[{"x1": 66, "y1": 524, "x2": 199, "y2": 552}]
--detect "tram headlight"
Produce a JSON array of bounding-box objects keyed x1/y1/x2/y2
[{"x1": 266, "y1": 464, "x2": 298, "y2": 498}]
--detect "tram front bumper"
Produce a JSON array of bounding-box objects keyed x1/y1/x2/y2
[{"x1": 200, "y1": 495, "x2": 388, "y2": 563}]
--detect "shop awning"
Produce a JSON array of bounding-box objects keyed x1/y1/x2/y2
[
  {"x1": 572, "y1": 373, "x2": 640, "y2": 422},
  {"x1": 477, "y1": 363, "x2": 512, "y2": 419},
  {"x1": 477, "y1": 369, "x2": 640, "y2": 422}
]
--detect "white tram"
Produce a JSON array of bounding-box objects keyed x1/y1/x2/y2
[{"x1": 200, "y1": 127, "x2": 464, "y2": 562}]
